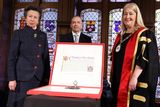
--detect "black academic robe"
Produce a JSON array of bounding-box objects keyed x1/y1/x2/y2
[{"x1": 111, "y1": 27, "x2": 160, "y2": 107}]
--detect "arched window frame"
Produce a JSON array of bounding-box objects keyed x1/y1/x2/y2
[
  {"x1": 80, "y1": 8, "x2": 102, "y2": 43},
  {"x1": 107, "y1": 8, "x2": 123, "y2": 80},
  {"x1": 40, "y1": 8, "x2": 58, "y2": 65}
]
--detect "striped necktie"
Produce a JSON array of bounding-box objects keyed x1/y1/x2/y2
[{"x1": 74, "y1": 34, "x2": 79, "y2": 43}]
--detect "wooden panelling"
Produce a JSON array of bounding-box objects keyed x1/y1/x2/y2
[{"x1": 0, "y1": 0, "x2": 3, "y2": 23}]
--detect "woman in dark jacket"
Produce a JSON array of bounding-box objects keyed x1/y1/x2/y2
[{"x1": 7, "y1": 6, "x2": 50, "y2": 107}]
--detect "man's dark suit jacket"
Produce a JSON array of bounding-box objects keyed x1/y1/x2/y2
[
  {"x1": 7, "y1": 26, "x2": 50, "y2": 82},
  {"x1": 59, "y1": 32, "x2": 92, "y2": 43}
]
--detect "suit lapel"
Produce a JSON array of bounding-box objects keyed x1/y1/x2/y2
[
  {"x1": 69, "y1": 33, "x2": 74, "y2": 42},
  {"x1": 79, "y1": 33, "x2": 83, "y2": 42}
]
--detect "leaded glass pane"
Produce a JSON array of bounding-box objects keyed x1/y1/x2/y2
[
  {"x1": 42, "y1": 0, "x2": 58, "y2": 2},
  {"x1": 82, "y1": 0, "x2": 101, "y2": 2},
  {"x1": 155, "y1": 9, "x2": 160, "y2": 56},
  {"x1": 14, "y1": 8, "x2": 25, "y2": 30},
  {"x1": 107, "y1": 8, "x2": 123, "y2": 80},
  {"x1": 81, "y1": 9, "x2": 101, "y2": 43},
  {"x1": 40, "y1": 8, "x2": 58, "y2": 65},
  {"x1": 17, "y1": 0, "x2": 35, "y2": 2},
  {"x1": 110, "y1": 0, "x2": 131, "y2": 2}
]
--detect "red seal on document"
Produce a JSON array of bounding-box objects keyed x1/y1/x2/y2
[{"x1": 63, "y1": 56, "x2": 69, "y2": 61}]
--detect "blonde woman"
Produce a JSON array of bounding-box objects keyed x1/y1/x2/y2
[{"x1": 110, "y1": 3, "x2": 159, "y2": 107}]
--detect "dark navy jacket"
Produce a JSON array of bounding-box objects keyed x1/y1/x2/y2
[
  {"x1": 59, "y1": 32, "x2": 92, "y2": 43},
  {"x1": 7, "y1": 26, "x2": 50, "y2": 81}
]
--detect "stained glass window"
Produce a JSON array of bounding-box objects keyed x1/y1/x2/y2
[
  {"x1": 81, "y1": 9, "x2": 101, "y2": 43},
  {"x1": 14, "y1": 8, "x2": 25, "y2": 30},
  {"x1": 155, "y1": 9, "x2": 160, "y2": 56},
  {"x1": 107, "y1": 8, "x2": 123, "y2": 80},
  {"x1": 17, "y1": 0, "x2": 35, "y2": 2},
  {"x1": 42, "y1": 0, "x2": 58, "y2": 2},
  {"x1": 82, "y1": 0, "x2": 101, "y2": 2},
  {"x1": 110, "y1": 0, "x2": 131, "y2": 2},
  {"x1": 40, "y1": 8, "x2": 58, "y2": 65}
]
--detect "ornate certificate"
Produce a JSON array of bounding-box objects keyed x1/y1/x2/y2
[
  {"x1": 50, "y1": 43, "x2": 103, "y2": 87},
  {"x1": 27, "y1": 43, "x2": 104, "y2": 99},
  {"x1": 61, "y1": 56, "x2": 94, "y2": 72}
]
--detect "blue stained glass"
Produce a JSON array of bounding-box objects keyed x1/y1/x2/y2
[
  {"x1": 45, "y1": 20, "x2": 55, "y2": 32},
  {"x1": 107, "y1": 8, "x2": 123, "y2": 80},
  {"x1": 40, "y1": 8, "x2": 58, "y2": 66},
  {"x1": 114, "y1": 21, "x2": 121, "y2": 32},
  {"x1": 108, "y1": 9, "x2": 122, "y2": 47},
  {"x1": 81, "y1": 9, "x2": 101, "y2": 43},
  {"x1": 17, "y1": 0, "x2": 35, "y2": 2}
]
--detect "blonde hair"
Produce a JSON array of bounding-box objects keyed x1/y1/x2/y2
[{"x1": 121, "y1": 3, "x2": 146, "y2": 33}]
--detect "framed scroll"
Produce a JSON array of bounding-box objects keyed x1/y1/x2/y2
[{"x1": 27, "y1": 42, "x2": 104, "y2": 99}]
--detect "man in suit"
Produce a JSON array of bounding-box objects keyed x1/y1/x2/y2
[{"x1": 59, "y1": 16, "x2": 92, "y2": 43}]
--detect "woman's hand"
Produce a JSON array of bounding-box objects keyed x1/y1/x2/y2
[
  {"x1": 128, "y1": 76, "x2": 138, "y2": 91},
  {"x1": 128, "y1": 65, "x2": 143, "y2": 91},
  {"x1": 8, "y1": 80, "x2": 17, "y2": 91}
]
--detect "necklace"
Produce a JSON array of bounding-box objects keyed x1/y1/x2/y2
[{"x1": 115, "y1": 33, "x2": 132, "y2": 52}]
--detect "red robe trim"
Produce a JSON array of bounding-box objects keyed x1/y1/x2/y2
[{"x1": 111, "y1": 27, "x2": 147, "y2": 107}]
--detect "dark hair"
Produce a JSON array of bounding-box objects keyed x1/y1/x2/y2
[{"x1": 24, "y1": 6, "x2": 41, "y2": 18}]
